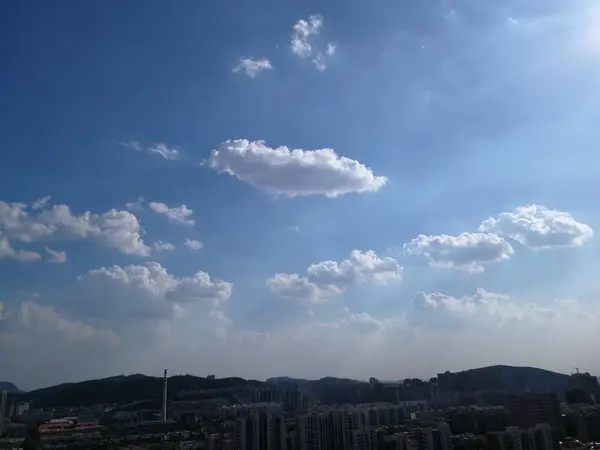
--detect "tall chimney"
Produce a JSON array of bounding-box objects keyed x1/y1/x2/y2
[
  {"x1": 161, "y1": 369, "x2": 168, "y2": 421},
  {"x1": 0, "y1": 390, "x2": 7, "y2": 437}
]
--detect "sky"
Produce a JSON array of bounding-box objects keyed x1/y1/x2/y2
[{"x1": 2, "y1": 0, "x2": 600, "y2": 390}]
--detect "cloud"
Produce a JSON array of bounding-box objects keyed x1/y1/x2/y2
[
  {"x1": 76, "y1": 262, "x2": 233, "y2": 320},
  {"x1": 0, "y1": 301, "x2": 119, "y2": 388},
  {"x1": 0, "y1": 199, "x2": 150, "y2": 256},
  {"x1": 344, "y1": 311, "x2": 383, "y2": 334},
  {"x1": 0, "y1": 234, "x2": 41, "y2": 262},
  {"x1": 121, "y1": 140, "x2": 180, "y2": 161},
  {"x1": 479, "y1": 205, "x2": 593, "y2": 250},
  {"x1": 147, "y1": 143, "x2": 180, "y2": 161},
  {"x1": 291, "y1": 14, "x2": 336, "y2": 70},
  {"x1": 45, "y1": 247, "x2": 67, "y2": 264},
  {"x1": 233, "y1": 58, "x2": 273, "y2": 78},
  {"x1": 125, "y1": 197, "x2": 145, "y2": 212},
  {"x1": 206, "y1": 139, "x2": 386, "y2": 198},
  {"x1": 411, "y1": 288, "x2": 584, "y2": 328},
  {"x1": 184, "y1": 239, "x2": 203, "y2": 250},
  {"x1": 404, "y1": 232, "x2": 515, "y2": 273},
  {"x1": 266, "y1": 250, "x2": 402, "y2": 304},
  {"x1": 148, "y1": 202, "x2": 195, "y2": 226},
  {"x1": 153, "y1": 241, "x2": 175, "y2": 252}
]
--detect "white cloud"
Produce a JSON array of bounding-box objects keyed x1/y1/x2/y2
[
  {"x1": 45, "y1": 247, "x2": 67, "y2": 264},
  {"x1": 0, "y1": 200, "x2": 151, "y2": 256},
  {"x1": 153, "y1": 241, "x2": 175, "y2": 252},
  {"x1": 206, "y1": 139, "x2": 386, "y2": 198},
  {"x1": 76, "y1": 262, "x2": 233, "y2": 320},
  {"x1": 184, "y1": 239, "x2": 203, "y2": 250},
  {"x1": 267, "y1": 250, "x2": 402, "y2": 304},
  {"x1": 125, "y1": 197, "x2": 145, "y2": 212},
  {"x1": 404, "y1": 232, "x2": 515, "y2": 273},
  {"x1": 233, "y1": 58, "x2": 273, "y2": 78},
  {"x1": 31, "y1": 196, "x2": 51, "y2": 210},
  {"x1": 291, "y1": 14, "x2": 336, "y2": 70},
  {"x1": 148, "y1": 202, "x2": 195, "y2": 226},
  {"x1": 411, "y1": 288, "x2": 586, "y2": 327},
  {"x1": 479, "y1": 205, "x2": 593, "y2": 250},
  {"x1": 0, "y1": 301, "x2": 119, "y2": 389},
  {"x1": 147, "y1": 143, "x2": 180, "y2": 161},
  {"x1": 121, "y1": 140, "x2": 180, "y2": 161},
  {"x1": 0, "y1": 234, "x2": 41, "y2": 262}
]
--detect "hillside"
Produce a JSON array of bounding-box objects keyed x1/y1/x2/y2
[
  {"x1": 25, "y1": 374, "x2": 265, "y2": 408},
  {"x1": 445, "y1": 365, "x2": 569, "y2": 392},
  {"x1": 0, "y1": 381, "x2": 21, "y2": 393}
]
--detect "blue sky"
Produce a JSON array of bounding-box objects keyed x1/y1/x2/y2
[{"x1": 2, "y1": 0, "x2": 600, "y2": 390}]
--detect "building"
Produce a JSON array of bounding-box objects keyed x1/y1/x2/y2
[
  {"x1": 486, "y1": 424, "x2": 555, "y2": 450},
  {"x1": 413, "y1": 423, "x2": 453, "y2": 450},
  {"x1": 506, "y1": 393, "x2": 562, "y2": 436},
  {"x1": 234, "y1": 406, "x2": 286, "y2": 450},
  {"x1": 352, "y1": 427, "x2": 379, "y2": 450}
]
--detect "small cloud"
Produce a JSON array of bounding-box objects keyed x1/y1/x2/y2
[
  {"x1": 121, "y1": 140, "x2": 180, "y2": 161},
  {"x1": 233, "y1": 58, "x2": 273, "y2": 78},
  {"x1": 148, "y1": 202, "x2": 195, "y2": 226},
  {"x1": 125, "y1": 197, "x2": 145, "y2": 212},
  {"x1": 147, "y1": 143, "x2": 179, "y2": 160},
  {"x1": 184, "y1": 239, "x2": 203, "y2": 250},
  {"x1": 153, "y1": 241, "x2": 175, "y2": 252},
  {"x1": 287, "y1": 225, "x2": 300, "y2": 232},
  {"x1": 31, "y1": 196, "x2": 51, "y2": 210},
  {"x1": 291, "y1": 14, "x2": 336, "y2": 70},
  {"x1": 45, "y1": 247, "x2": 67, "y2": 264}
]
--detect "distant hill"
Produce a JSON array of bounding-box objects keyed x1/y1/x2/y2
[
  {"x1": 438, "y1": 365, "x2": 569, "y2": 392},
  {"x1": 22, "y1": 365, "x2": 571, "y2": 408},
  {"x1": 267, "y1": 376, "x2": 364, "y2": 386},
  {"x1": 25, "y1": 374, "x2": 265, "y2": 408},
  {"x1": 0, "y1": 382, "x2": 21, "y2": 393}
]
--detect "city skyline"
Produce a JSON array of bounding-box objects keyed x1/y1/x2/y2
[{"x1": 2, "y1": 0, "x2": 600, "y2": 390}]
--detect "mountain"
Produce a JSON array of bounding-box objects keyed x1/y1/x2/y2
[
  {"x1": 22, "y1": 365, "x2": 571, "y2": 408},
  {"x1": 25, "y1": 374, "x2": 265, "y2": 408},
  {"x1": 438, "y1": 365, "x2": 569, "y2": 392},
  {"x1": 0, "y1": 381, "x2": 21, "y2": 393}
]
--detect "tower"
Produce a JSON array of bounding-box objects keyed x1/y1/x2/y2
[
  {"x1": 0, "y1": 390, "x2": 6, "y2": 437},
  {"x1": 161, "y1": 369, "x2": 168, "y2": 421}
]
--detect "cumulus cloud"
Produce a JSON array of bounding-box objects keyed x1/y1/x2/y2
[
  {"x1": 291, "y1": 14, "x2": 336, "y2": 70},
  {"x1": 76, "y1": 262, "x2": 233, "y2": 320},
  {"x1": 233, "y1": 58, "x2": 273, "y2": 78},
  {"x1": 404, "y1": 232, "x2": 514, "y2": 273},
  {"x1": 0, "y1": 199, "x2": 150, "y2": 256},
  {"x1": 184, "y1": 239, "x2": 203, "y2": 250},
  {"x1": 479, "y1": 205, "x2": 593, "y2": 250},
  {"x1": 206, "y1": 139, "x2": 386, "y2": 198},
  {"x1": 0, "y1": 234, "x2": 41, "y2": 262},
  {"x1": 121, "y1": 140, "x2": 180, "y2": 161},
  {"x1": 45, "y1": 247, "x2": 67, "y2": 264},
  {"x1": 153, "y1": 241, "x2": 175, "y2": 252},
  {"x1": 267, "y1": 250, "x2": 402, "y2": 304},
  {"x1": 148, "y1": 202, "x2": 195, "y2": 226}
]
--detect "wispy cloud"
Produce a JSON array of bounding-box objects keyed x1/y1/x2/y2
[
  {"x1": 233, "y1": 58, "x2": 273, "y2": 78},
  {"x1": 120, "y1": 140, "x2": 180, "y2": 161}
]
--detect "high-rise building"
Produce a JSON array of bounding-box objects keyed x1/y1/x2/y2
[
  {"x1": 486, "y1": 424, "x2": 555, "y2": 450},
  {"x1": 506, "y1": 393, "x2": 562, "y2": 436},
  {"x1": 413, "y1": 423, "x2": 453, "y2": 450},
  {"x1": 235, "y1": 407, "x2": 286, "y2": 450},
  {"x1": 352, "y1": 427, "x2": 378, "y2": 450}
]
